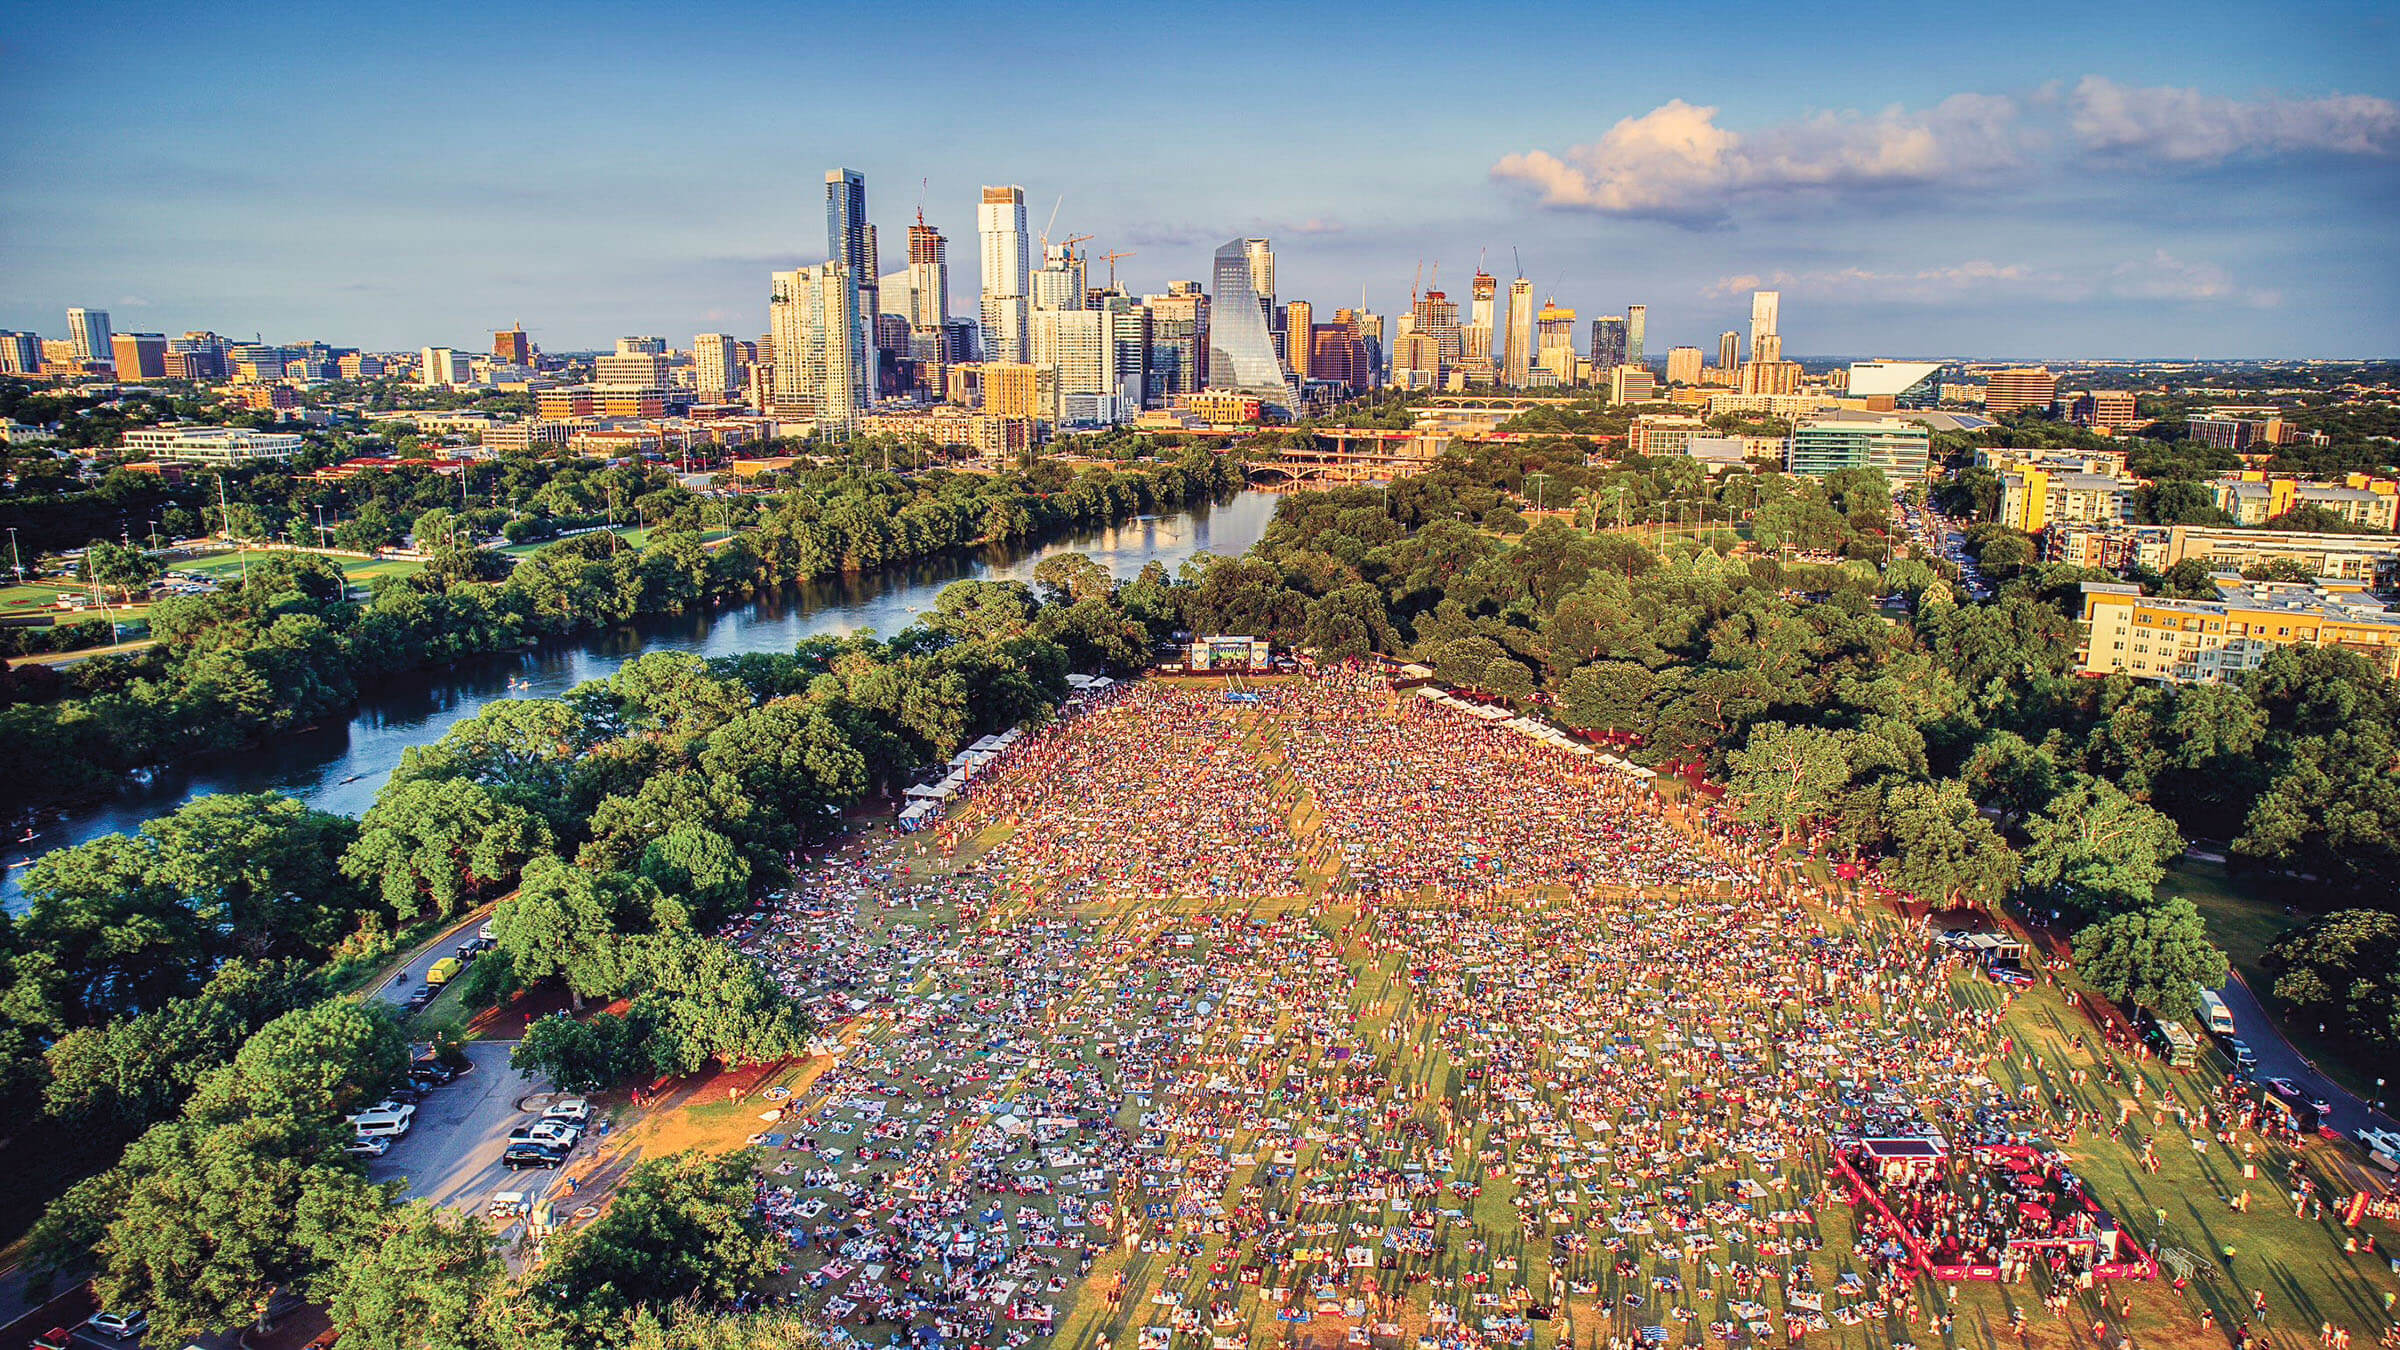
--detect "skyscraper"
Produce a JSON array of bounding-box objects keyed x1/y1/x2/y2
[
  {"x1": 1588, "y1": 316, "x2": 1627, "y2": 371},
  {"x1": 1666, "y1": 346, "x2": 1703, "y2": 386},
  {"x1": 1284, "y1": 300, "x2": 1312, "y2": 379},
  {"x1": 692, "y1": 333, "x2": 740, "y2": 402},
  {"x1": 1410, "y1": 290, "x2": 1461, "y2": 371},
  {"x1": 66, "y1": 308, "x2": 111, "y2": 366},
  {"x1": 1502, "y1": 279, "x2": 1535, "y2": 387},
  {"x1": 769, "y1": 264, "x2": 862, "y2": 433},
  {"x1": 825, "y1": 169, "x2": 878, "y2": 407},
  {"x1": 1750, "y1": 290, "x2": 1780, "y2": 349},
  {"x1": 494, "y1": 325, "x2": 531, "y2": 365},
  {"x1": 1625, "y1": 305, "x2": 1647, "y2": 365},
  {"x1": 978, "y1": 186, "x2": 1030, "y2": 364},
  {"x1": 1465, "y1": 272, "x2": 1497, "y2": 362},
  {"x1": 1243, "y1": 239, "x2": 1275, "y2": 314},
  {"x1": 1207, "y1": 239, "x2": 1292, "y2": 413},
  {"x1": 1145, "y1": 283, "x2": 1208, "y2": 404},
  {"x1": 1535, "y1": 300, "x2": 1578, "y2": 383},
  {"x1": 906, "y1": 215, "x2": 949, "y2": 333},
  {"x1": 0, "y1": 331, "x2": 40, "y2": 374},
  {"x1": 1718, "y1": 330, "x2": 1740, "y2": 374}
]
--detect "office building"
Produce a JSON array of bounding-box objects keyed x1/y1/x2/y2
[
  {"x1": 1206, "y1": 238, "x2": 1293, "y2": 413},
  {"x1": 978, "y1": 186, "x2": 1030, "y2": 364},
  {"x1": 1243, "y1": 239, "x2": 1275, "y2": 313},
  {"x1": 1411, "y1": 290, "x2": 1461, "y2": 369},
  {"x1": 2212, "y1": 472, "x2": 2399, "y2": 530},
  {"x1": 825, "y1": 169, "x2": 878, "y2": 407},
  {"x1": 594, "y1": 350, "x2": 669, "y2": 388},
  {"x1": 981, "y1": 362, "x2": 1040, "y2": 420},
  {"x1": 419, "y1": 347, "x2": 470, "y2": 387},
  {"x1": 66, "y1": 308, "x2": 112, "y2": 366},
  {"x1": 2069, "y1": 390, "x2": 2141, "y2": 431},
  {"x1": 1983, "y1": 367, "x2": 2060, "y2": 415},
  {"x1": 1625, "y1": 305, "x2": 1646, "y2": 365},
  {"x1": 1283, "y1": 300, "x2": 1312, "y2": 379},
  {"x1": 2187, "y1": 413, "x2": 2296, "y2": 451},
  {"x1": 1535, "y1": 300, "x2": 1578, "y2": 383},
  {"x1": 1390, "y1": 332, "x2": 1441, "y2": 390},
  {"x1": 1097, "y1": 295, "x2": 1151, "y2": 409},
  {"x1": 1145, "y1": 283, "x2": 1207, "y2": 404},
  {"x1": 1606, "y1": 365, "x2": 1657, "y2": 405},
  {"x1": 615, "y1": 336, "x2": 666, "y2": 355},
  {"x1": 906, "y1": 215, "x2": 949, "y2": 333},
  {"x1": 692, "y1": 334, "x2": 741, "y2": 402},
  {"x1": 1463, "y1": 271, "x2": 1496, "y2": 363},
  {"x1": 1630, "y1": 413, "x2": 1711, "y2": 457},
  {"x1": 494, "y1": 326, "x2": 531, "y2": 365},
  {"x1": 1749, "y1": 291, "x2": 1779, "y2": 352},
  {"x1": 1588, "y1": 316, "x2": 1627, "y2": 372},
  {"x1": 1665, "y1": 346, "x2": 1703, "y2": 386},
  {"x1": 768, "y1": 263, "x2": 863, "y2": 433},
  {"x1": 1310, "y1": 322, "x2": 1374, "y2": 392},
  {"x1": 1718, "y1": 330, "x2": 1740, "y2": 375},
  {"x1": 1502, "y1": 278, "x2": 1535, "y2": 387},
  {"x1": 2076, "y1": 577, "x2": 2400, "y2": 683},
  {"x1": 109, "y1": 332, "x2": 168, "y2": 380},
  {"x1": 119, "y1": 425, "x2": 303, "y2": 464},
  {"x1": 1785, "y1": 414, "x2": 1930, "y2": 481},
  {"x1": 1997, "y1": 467, "x2": 2140, "y2": 533},
  {"x1": 1845, "y1": 361, "x2": 1945, "y2": 409},
  {"x1": 0, "y1": 331, "x2": 40, "y2": 374}
]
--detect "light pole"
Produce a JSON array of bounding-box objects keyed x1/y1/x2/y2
[{"x1": 6, "y1": 526, "x2": 23, "y2": 583}]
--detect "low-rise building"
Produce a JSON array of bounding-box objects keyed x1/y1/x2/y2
[
  {"x1": 2076, "y1": 576, "x2": 2400, "y2": 683},
  {"x1": 1627, "y1": 413, "x2": 1709, "y2": 457},
  {"x1": 1785, "y1": 414, "x2": 1930, "y2": 482},
  {"x1": 2069, "y1": 390, "x2": 2142, "y2": 431},
  {"x1": 2048, "y1": 522, "x2": 2400, "y2": 586},
  {"x1": 1996, "y1": 467, "x2": 2139, "y2": 533},
  {"x1": 2212, "y1": 472, "x2": 2399, "y2": 530},
  {"x1": 118, "y1": 424, "x2": 304, "y2": 465}
]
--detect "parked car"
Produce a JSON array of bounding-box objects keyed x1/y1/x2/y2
[
  {"x1": 344, "y1": 1136, "x2": 392, "y2": 1158},
  {"x1": 87, "y1": 1310, "x2": 149, "y2": 1339},
  {"x1": 2267, "y1": 1077, "x2": 2303, "y2": 1101},
  {"x1": 508, "y1": 1120, "x2": 580, "y2": 1150},
  {"x1": 30, "y1": 1327, "x2": 75, "y2": 1350},
  {"x1": 347, "y1": 1104, "x2": 416, "y2": 1139},
  {"x1": 542, "y1": 1096, "x2": 593, "y2": 1126},
  {"x1": 503, "y1": 1142, "x2": 570, "y2": 1171}
]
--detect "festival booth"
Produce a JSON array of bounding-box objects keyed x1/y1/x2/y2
[{"x1": 1835, "y1": 1138, "x2": 2156, "y2": 1283}]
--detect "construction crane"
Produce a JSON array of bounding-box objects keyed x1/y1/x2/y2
[
  {"x1": 1060, "y1": 232, "x2": 1094, "y2": 259},
  {"x1": 1101, "y1": 250, "x2": 1137, "y2": 288},
  {"x1": 1039, "y1": 194, "x2": 1066, "y2": 253}
]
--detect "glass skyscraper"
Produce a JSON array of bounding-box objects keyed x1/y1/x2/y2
[{"x1": 1206, "y1": 239, "x2": 1291, "y2": 412}]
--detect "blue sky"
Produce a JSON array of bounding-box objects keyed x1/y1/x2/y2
[{"x1": 4, "y1": 0, "x2": 2396, "y2": 358}]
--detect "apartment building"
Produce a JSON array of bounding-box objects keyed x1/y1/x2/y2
[{"x1": 2076, "y1": 576, "x2": 2400, "y2": 683}]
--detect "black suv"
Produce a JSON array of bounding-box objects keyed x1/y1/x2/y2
[{"x1": 504, "y1": 1142, "x2": 570, "y2": 1171}]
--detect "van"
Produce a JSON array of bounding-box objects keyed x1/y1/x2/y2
[
  {"x1": 2197, "y1": 987, "x2": 2236, "y2": 1036},
  {"x1": 348, "y1": 1105, "x2": 416, "y2": 1138},
  {"x1": 424, "y1": 956, "x2": 461, "y2": 987}
]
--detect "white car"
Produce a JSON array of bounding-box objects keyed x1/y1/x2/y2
[
  {"x1": 348, "y1": 1104, "x2": 417, "y2": 1138},
  {"x1": 344, "y1": 1135, "x2": 393, "y2": 1158},
  {"x1": 542, "y1": 1096, "x2": 593, "y2": 1125},
  {"x1": 508, "y1": 1118, "x2": 581, "y2": 1149},
  {"x1": 86, "y1": 1311, "x2": 147, "y2": 1339}
]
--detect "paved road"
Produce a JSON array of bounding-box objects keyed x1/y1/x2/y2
[
  {"x1": 372, "y1": 909, "x2": 493, "y2": 1009},
  {"x1": 367, "y1": 1040, "x2": 550, "y2": 1216},
  {"x1": 2215, "y1": 972, "x2": 2397, "y2": 1142}
]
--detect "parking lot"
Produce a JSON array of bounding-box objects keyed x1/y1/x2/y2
[{"x1": 366, "y1": 1040, "x2": 552, "y2": 1218}]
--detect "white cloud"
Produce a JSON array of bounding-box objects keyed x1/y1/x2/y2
[
  {"x1": 2070, "y1": 76, "x2": 2400, "y2": 162},
  {"x1": 1704, "y1": 262, "x2": 2066, "y2": 303},
  {"x1": 2106, "y1": 249, "x2": 2281, "y2": 307},
  {"x1": 1492, "y1": 94, "x2": 2022, "y2": 224}
]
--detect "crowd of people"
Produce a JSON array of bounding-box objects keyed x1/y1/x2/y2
[{"x1": 692, "y1": 666, "x2": 2383, "y2": 1350}]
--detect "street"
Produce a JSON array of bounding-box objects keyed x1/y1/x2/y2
[
  {"x1": 2214, "y1": 973, "x2": 2397, "y2": 1141},
  {"x1": 372, "y1": 909, "x2": 492, "y2": 1010}
]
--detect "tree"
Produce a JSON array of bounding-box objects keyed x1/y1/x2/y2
[
  {"x1": 2018, "y1": 776, "x2": 2184, "y2": 915},
  {"x1": 698, "y1": 700, "x2": 866, "y2": 842},
  {"x1": 1031, "y1": 551, "x2": 1114, "y2": 606},
  {"x1": 637, "y1": 825, "x2": 751, "y2": 927},
  {"x1": 139, "y1": 792, "x2": 361, "y2": 958},
  {"x1": 629, "y1": 934, "x2": 810, "y2": 1076},
  {"x1": 1554, "y1": 661, "x2": 1657, "y2": 735},
  {"x1": 328, "y1": 1202, "x2": 504, "y2": 1350},
  {"x1": 2071, "y1": 898, "x2": 2230, "y2": 1023},
  {"x1": 1726, "y1": 723, "x2": 1856, "y2": 843},
  {"x1": 490, "y1": 856, "x2": 641, "y2": 1009},
  {"x1": 2264, "y1": 909, "x2": 2400, "y2": 1053},
  {"x1": 42, "y1": 959, "x2": 321, "y2": 1134},
  {"x1": 540, "y1": 1151, "x2": 780, "y2": 1319},
  {"x1": 83, "y1": 539, "x2": 162, "y2": 604},
  {"x1": 341, "y1": 777, "x2": 553, "y2": 920},
  {"x1": 92, "y1": 1114, "x2": 389, "y2": 1342},
  {"x1": 1881, "y1": 779, "x2": 2015, "y2": 910},
  {"x1": 186, "y1": 998, "x2": 410, "y2": 1126},
  {"x1": 513, "y1": 1009, "x2": 659, "y2": 1093}
]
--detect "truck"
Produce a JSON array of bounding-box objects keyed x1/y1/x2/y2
[
  {"x1": 424, "y1": 956, "x2": 461, "y2": 987},
  {"x1": 2197, "y1": 986, "x2": 2236, "y2": 1036}
]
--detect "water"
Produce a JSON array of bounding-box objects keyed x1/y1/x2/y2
[{"x1": 3, "y1": 490, "x2": 1280, "y2": 909}]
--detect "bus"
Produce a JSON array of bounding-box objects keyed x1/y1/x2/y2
[{"x1": 2197, "y1": 987, "x2": 2236, "y2": 1037}]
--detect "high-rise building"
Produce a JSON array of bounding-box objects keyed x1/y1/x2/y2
[
  {"x1": 693, "y1": 334, "x2": 741, "y2": 402},
  {"x1": 1985, "y1": 367, "x2": 2061, "y2": 415},
  {"x1": 1243, "y1": 239, "x2": 1275, "y2": 314},
  {"x1": 1589, "y1": 316, "x2": 1627, "y2": 371},
  {"x1": 616, "y1": 336, "x2": 667, "y2": 355},
  {"x1": 1283, "y1": 300, "x2": 1312, "y2": 379},
  {"x1": 825, "y1": 169, "x2": 878, "y2": 408},
  {"x1": 594, "y1": 350, "x2": 669, "y2": 387},
  {"x1": 1145, "y1": 282, "x2": 1207, "y2": 404},
  {"x1": 978, "y1": 186, "x2": 1030, "y2": 364},
  {"x1": 1098, "y1": 293, "x2": 1151, "y2": 410},
  {"x1": 982, "y1": 362, "x2": 1040, "y2": 420},
  {"x1": 2071, "y1": 389, "x2": 2142, "y2": 431},
  {"x1": 0, "y1": 331, "x2": 40, "y2": 374},
  {"x1": 1750, "y1": 291, "x2": 1780, "y2": 351},
  {"x1": 1206, "y1": 238, "x2": 1292, "y2": 413},
  {"x1": 906, "y1": 215, "x2": 949, "y2": 334},
  {"x1": 419, "y1": 347, "x2": 469, "y2": 388},
  {"x1": 1718, "y1": 330, "x2": 1740, "y2": 374},
  {"x1": 1625, "y1": 305, "x2": 1647, "y2": 365},
  {"x1": 494, "y1": 326, "x2": 531, "y2": 364},
  {"x1": 1501, "y1": 278, "x2": 1535, "y2": 387},
  {"x1": 1032, "y1": 242, "x2": 1086, "y2": 314},
  {"x1": 1410, "y1": 290, "x2": 1461, "y2": 371},
  {"x1": 110, "y1": 332, "x2": 168, "y2": 380},
  {"x1": 769, "y1": 264, "x2": 863, "y2": 433},
  {"x1": 1464, "y1": 272, "x2": 1497, "y2": 363},
  {"x1": 1607, "y1": 365, "x2": 1657, "y2": 405},
  {"x1": 66, "y1": 308, "x2": 112, "y2": 366},
  {"x1": 1666, "y1": 346, "x2": 1703, "y2": 386},
  {"x1": 1535, "y1": 300, "x2": 1578, "y2": 382}
]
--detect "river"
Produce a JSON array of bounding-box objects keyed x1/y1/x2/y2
[{"x1": 2, "y1": 489, "x2": 1281, "y2": 910}]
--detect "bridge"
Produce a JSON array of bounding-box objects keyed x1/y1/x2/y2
[{"x1": 1244, "y1": 440, "x2": 1442, "y2": 484}]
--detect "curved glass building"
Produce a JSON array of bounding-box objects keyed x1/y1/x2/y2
[{"x1": 1206, "y1": 238, "x2": 1294, "y2": 414}]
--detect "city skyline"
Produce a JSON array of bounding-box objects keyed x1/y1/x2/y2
[{"x1": 4, "y1": 0, "x2": 2396, "y2": 357}]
